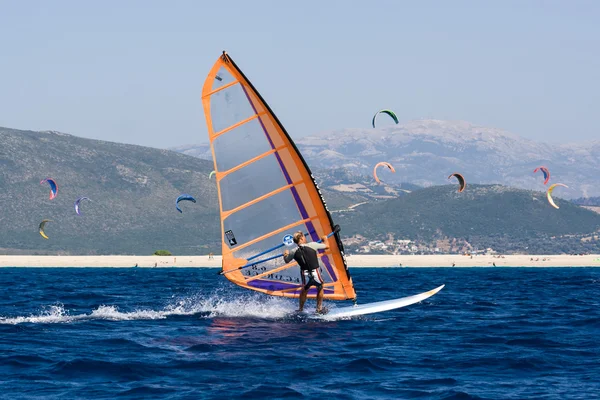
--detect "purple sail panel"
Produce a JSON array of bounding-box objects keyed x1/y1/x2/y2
[{"x1": 248, "y1": 280, "x2": 300, "y2": 292}]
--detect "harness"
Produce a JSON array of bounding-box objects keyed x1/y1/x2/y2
[{"x1": 293, "y1": 245, "x2": 320, "y2": 271}]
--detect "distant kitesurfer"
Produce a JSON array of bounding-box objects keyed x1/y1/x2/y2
[{"x1": 283, "y1": 231, "x2": 330, "y2": 314}]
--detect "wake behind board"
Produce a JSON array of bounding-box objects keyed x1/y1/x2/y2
[{"x1": 308, "y1": 284, "x2": 445, "y2": 320}]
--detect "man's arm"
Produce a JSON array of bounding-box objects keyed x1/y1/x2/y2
[
  {"x1": 283, "y1": 248, "x2": 296, "y2": 263},
  {"x1": 306, "y1": 240, "x2": 329, "y2": 251},
  {"x1": 320, "y1": 235, "x2": 330, "y2": 250}
]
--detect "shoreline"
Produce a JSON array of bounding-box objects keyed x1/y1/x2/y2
[{"x1": 0, "y1": 254, "x2": 599, "y2": 268}]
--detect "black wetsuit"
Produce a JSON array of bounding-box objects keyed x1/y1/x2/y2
[{"x1": 293, "y1": 246, "x2": 323, "y2": 290}]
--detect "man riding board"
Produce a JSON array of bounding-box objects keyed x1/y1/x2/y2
[{"x1": 283, "y1": 231, "x2": 329, "y2": 314}]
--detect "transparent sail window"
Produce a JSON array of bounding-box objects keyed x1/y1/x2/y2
[
  {"x1": 210, "y1": 83, "x2": 257, "y2": 134},
  {"x1": 212, "y1": 66, "x2": 236, "y2": 90},
  {"x1": 223, "y1": 189, "x2": 303, "y2": 248},
  {"x1": 241, "y1": 257, "x2": 334, "y2": 284},
  {"x1": 220, "y1": 154, "x2": 289, "y2": 212},
  {"x1": 232, "y1": 221, "x2": 309, "y2": 261},
  {"x1": 234, "y1": 224, "x2": 335, "y2": 284},
  {"x1": 213, "y1": 118, "x2": 273, "y2": 172}
]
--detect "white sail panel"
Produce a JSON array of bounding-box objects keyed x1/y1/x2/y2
[
  {"x1": 210, "y1": 83, "x2": 256, "y2": 134},
  {"x1": 212, "y1": 66, "x2": 236, "y2": 90},
  {"x1": 212, "y1": 119, "x2": 274, "y2": 172},
  {"x1": 220, "y1": 155, "x2": 289, "y2": 212}
]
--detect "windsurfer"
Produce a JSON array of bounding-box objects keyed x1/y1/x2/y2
[{"x1": 283, "y1": 231, "x2": 330, "y2": 313}]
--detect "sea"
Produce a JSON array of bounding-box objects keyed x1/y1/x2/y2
[{"x1": 0, "y1": 267, "x2": 598, "y2": 399}]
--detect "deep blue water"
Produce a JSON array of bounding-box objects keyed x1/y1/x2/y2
[{"x1": 1, "y1": 267, "x2": 599, "y2": 399}]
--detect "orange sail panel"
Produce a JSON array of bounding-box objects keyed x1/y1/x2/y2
[{"x1": 201, "y1": 52, "x2": 356, "y2": 301}]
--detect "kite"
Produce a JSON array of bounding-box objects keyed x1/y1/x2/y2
[
  {"x1": 546, "y1": 183, "x2": 568, "y2": 209},
  {"x1": 40, "y1": 178, "x2": 58, "y2": 200},
  {"x1": 176, "y1": 194, "x2": 196, "y2": 213},
  {"x1": 39, "y1": 219, "x2": 52, "y2": 239},
  {"x1": 533, "y1": 166, "x2": 550, "y2": 185},
  {"x1": 448, "y1": 173, "x2": 466, "y2": 192},
  {"x1": 372, "y1": 109, "x2": 399, "y2": 128},
  {"x1": 74, "y1": 197, "x2": 91, "y2": 215},
  {"x1": 373, "y1": 162, "x2": 395, "y2": 184}
]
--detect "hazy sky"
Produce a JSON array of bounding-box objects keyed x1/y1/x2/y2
[{"x1": 1, "y1": 1, "x2": 598, "y2": 148}]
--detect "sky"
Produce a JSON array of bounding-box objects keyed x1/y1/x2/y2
[{"x1": 0, "y1": 0, "x2": 599, "y2": 148}]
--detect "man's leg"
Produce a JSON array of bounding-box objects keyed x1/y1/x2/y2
[
  {"x1": 298, "y1": 287, "x2": 308, "y2": 312},
  {"x1": 316, "y1": 285, "x2": 324, "y2": 313}
]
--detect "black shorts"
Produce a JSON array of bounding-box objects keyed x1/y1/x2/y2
[{"x1": 302, "y1": 269, "x2": 323, "y2": 291}]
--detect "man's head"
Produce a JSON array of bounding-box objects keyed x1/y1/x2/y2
[{"x1": 293, "y1": 231, "x2": 306, "y2": 244}]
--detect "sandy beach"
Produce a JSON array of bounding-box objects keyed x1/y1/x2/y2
[{"x1": 0, "y1": 254, "x2": 599, "y2": 268}]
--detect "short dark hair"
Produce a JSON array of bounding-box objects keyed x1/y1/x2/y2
[{"x1": 293, "y1": 231, "x2": 304, "y2": 244}]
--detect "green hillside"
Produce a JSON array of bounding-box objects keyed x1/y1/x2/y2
[
  {"x1": 0, "y1": 127, "x2": 220, "y2": 255},
  {"x1": 337, "y1": 184, "x2": 600, "y2": 254}
]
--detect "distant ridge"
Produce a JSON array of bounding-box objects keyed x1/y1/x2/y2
[
  {"x1": 173, "y1": 119, "x2": 600, "y2": 198},
  {"x1": 336, "y1": 184, "x2": 600, "y2": 254},
  {"x1": 3, "y1": 125, "x2": 599, "y2": 255}
]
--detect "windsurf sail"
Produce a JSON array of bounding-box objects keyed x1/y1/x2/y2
[{"x1": 201, "y1": 52, "x2": 356, "y2": 301}]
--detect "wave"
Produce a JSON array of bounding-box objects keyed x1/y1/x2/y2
[{"x1": 0, "y1": 293, "x2": 297, "y2": 325}]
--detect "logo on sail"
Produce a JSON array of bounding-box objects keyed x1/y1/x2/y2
[
  {"x1": 225, "y1": 230, "x2": 237, "y2": 246},
  {"x1": 282, "y1": 234, "x2": 294, "y2": 247}
]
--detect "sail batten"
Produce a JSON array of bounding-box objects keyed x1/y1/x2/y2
[
  {"x1": 223, "y1": 184, "x2": 298, "y2": 217},
  {"x1": 206, "y1": 80, "x2": 239, "y2": 97},
  {"x1": 202, "y1": 52, "x2": 355, "y2": 300},
  {"x1": 229, "y1": 217, "x2": 319, "y2": 254},
  {"x1": 219, "y1": 146, "x2": 284, "y2": 178},
  {"x1": 213, "y1": 112, "x2": 268, "y2": 139}
]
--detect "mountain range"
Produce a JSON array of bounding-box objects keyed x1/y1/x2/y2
[
  {"x1": 173, "y1": 119, "x2": 600, "y2": 198},
  {"x1": 2, "y1": 123, "x2": 599, "y2": 255}
]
